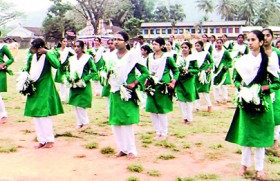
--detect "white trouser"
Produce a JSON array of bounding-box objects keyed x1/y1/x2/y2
[
  {"x1": 111, "y1": 125, "x2": 137, "y2": 155},
  {"x1": 74, "y1": 106, "x2": 89, "y2": 126},
  {"x1": 196, "y1": 93, "x2": 212, "y2": 109},
  {"x1": 93, "y1": 81, "x2": 102, "y2": 96},
  {"x1": 213, "y1": 85, "x2": 228, "y2": 102},
  {"x1": 274, "y1": 125, "x2": 280, "y2": 140},
  {"x1": 241, "y1": 147, "x2": 265, "y2": 171},
  {"x1": 150, "y1": 113, "x2": 168, "y2": 136},
  {"x1": 178, "y1": 101, "x2": 193, "y2": 122},
  {"x1": 0, "y1": 94, "x2": 7, "y2": 119},
  {"x1": 34, "y1": 117, "x2": 55, "y2": 144},
  {"x1": 59, "y1": 83, "x2": 69, "y2": 102}
]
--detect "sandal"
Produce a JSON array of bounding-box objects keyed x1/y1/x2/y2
[
  {"x1": 43, "y1": 142, "x2": 54, "y2": 149},
  {"x1": 114, "y1": 151, "x2": 127, "y2": 157},
  {"x1": 34, "y1": 143, "x2": 46, "y2": 149}
]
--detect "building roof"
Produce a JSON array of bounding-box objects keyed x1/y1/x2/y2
[
  {"x1": 24, "y1": 27, "x2": 42, "y2": 36},
  {"x1": 141, "y1": 21, "x2": 247, "y2": 28}
]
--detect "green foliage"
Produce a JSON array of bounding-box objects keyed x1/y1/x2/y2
[
  {"x1": 196, "y1": 173, "x2": 219, "y2": 180},
  {"x1": 124, "y1": 18, "x2": 143, "y2": 38},
  {"x1": 126, "y1": 176, "x2": 140, "y2": 181},
  {"x1": 85, "y1": 142, "x2": 98, "y2": 149},
  {"x1": 100, "y1": 147, "x2": 115, "y2": 155},
  {"x1": 176, "y1": 177, "x2": 195, "y2": 181},
  {"x1": 127, "y1": 164, "x2": 144, "y2": 173},
  {"x1": 157, "y1": 154, "x2": 175, "y2": 160},
  {"x1": 147, "y1": 170, "x2": 161, "y2": 177},
  {"x1": 0, "y1": 146, "x2": 17, "y2": 153},
  {"x1": 155, "y1": 141, "x2": 177, "y2": 149}
]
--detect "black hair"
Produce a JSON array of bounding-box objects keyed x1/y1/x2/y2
[
  {"x1": 262, "y1": 28, "x2": 274, "y2": 38},
  {"x1": 195, "y1": 40, "x2": 204, "y2": 51},
  {"x1": 116, "y1": 31, "x2": 130, "y2": 50},
  {"x1": 216, "y1": 38, "x2": 224, "y2": 43},
  {"x1": 75, "y1": 40, "x2": 85, "y2": 52},
  {"x1": 141, "y1": 44, "x2": 153, "y2": 54},
  {"x1": 250, "y1": 30, "x2": 268, "y2": 84},
  {"x1": 237, "y1": 34, "x2": 245, "y2": 39},
  {"x1": 31, "y1": 38, "x2": 48, "y2": 49},
  {"x1": 153, "y1": 37, "x2": 167, "y2": 52},
  {"x1": 167, "y1": 40, "x2": 173, "y2": 46},
  {"x1": 107, "y1": 39, "x2": 113, "y2": 44},
  {"x1": 137, "y1": 35, "x2": 144, "y2": 40},
  {"x1": 181, "y1": 41, "x2": 192, "y2": 54},
  {"x1": 94, "y1": 37, "x2": 101, "y2": 43},
  {"x1": 222, "y1": 34, "x2": 228, "y2": 38},
  {"x1": 57, "y1": 37, "x2": 67, "y2": 48}
]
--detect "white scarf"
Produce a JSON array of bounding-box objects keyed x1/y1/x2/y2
[
  {"x1": 69, "y1": 54, "x2": 90, "y2": 78},
  {"x1": 148, "y1": 53, "x2": 167, "y2": 82},
  {"x1": 204, "y1": 42, "x2": 211, "y2": 52},
  {"x1": 108, "y1": 51, "x2": 138, "y2": 93},
  {"x1": 29, "y1": 54, "x2": 46, "y2": 82},
  {"x1": 212, "y1": 48, "x2": 225, "y2": 68},
  {"x1": 195, "y1": 51, "x2": 208, "y2": 68},
  {"x1": 224, "y1": 41, "x2": 230, "y2": 49},
  {"x1": 233, "y1": 44, "x2": 246, "y2": 54},
  {"x1": 59, "y1": 47, "x2": 72, "y2": 64},
  {"x1": 92, "y1": 46, "x2": 105, "y2": 63},
  {"x1": 235, "y1": 53, "x2": 261, "y2": 85}
]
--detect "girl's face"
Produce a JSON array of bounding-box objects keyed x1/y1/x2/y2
[
  {"x1": 216, "y1": 40, "x2": 223, "y2": 49},
  {"x1": 210, "y1": 36, "x2": 215, "y2": 42},
  {"x1": 61, "y1": 39, "x2": 68, "y2": 48},
  {"x1": 202, "y1": 35, "x2": 208, "y2": 42},
  {"x1": 114, "y1": 34, "x2": 126, "y2": 50},
  {"x1": 74, "y1": 42, "x2": 83, "y2": 54},
  {"x1": 141, "y1": 48, "x2": 148, "y2": 57},
  {"x1": 152, "y1": 41, "x2": 162, "y2": 52},
  {"x1": 247, "y1": 32, "x2": 263, "y2": 52},
  {"x1": 166, "y1": 42, "x2": 172, "y2": 51},
  {"x1": 107, "y1": 40, "x2": 115, "y2": 51},
  {"x1": 94, "y1": 39, "x2": 101, "y2": 47},
  {"x1": 237, "y1": 36, "x2": 244, "y2": 44},
  {"x1": 277, "y1": 42, "x2": 280, "y2": 50},
  {"x1": 262, "y1": 30, "x2": 273, "y2": 46},
  {"x1": 195, "y1": 43, "x2": 202, "y2": 52},
  {"x1": 181, "y1": 44, "x2": 190, "y2": 55},
  {"x1": 222, "y1": 35, "x2": 227, "y2": 42}
]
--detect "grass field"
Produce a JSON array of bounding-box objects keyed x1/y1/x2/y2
[{"x1": 0, "y1": 49, "x2": 279, "y2": 180}]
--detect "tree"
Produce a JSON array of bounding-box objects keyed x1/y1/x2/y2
[
  {"x1": 0, "y1": 0, "x2": 23, "y2": 26},
  {"x1": 236, "y1": 0, "x2": 260, "y2": 25},
  {"x1": 196, "y1": 0, "x2": 214, "y2": 19},
  {"x1": 216, "y1": 0, "x2": 237, "y2": 21},
  {"x1": 169, "y1": 4, "x2": 186, "y2": 22},
  {"x1": 154, "y1": 5, "x2": 170, "y2": 22},
  {"x1": 123, "y1": 17, "x2": 143, "y2": 38},
  {"x1": 129, "y1": 0, "x2": 155, "y2": 21}
]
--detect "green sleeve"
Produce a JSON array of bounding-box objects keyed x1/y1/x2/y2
[
  {"x1": 268, "y1": 73, "x2": 280, "y2": 93},
  {"x1": 23, "y1": 52, "x2": 33, "y2": 72},
  {"x1": 46, "y1": 51, "x2": 60, "y2": 69},
  {"x1": 209, "y1": 45, "x2": 213, "y2": 54},
  {"x1": 2, "y1": 45, "x2": 14, "y2": 66},
  {"x1": 206, "y1": 53, "x2": 214, "y2": 69},
  {"x1": 136, "y1": 63, "x2": 149, "y2": 86},
  {"x1": 83, "y1": 57, "x2": 97, "y2": 83},
  {"x1": 189, "y1": 60, "x2": 199, "y2": 75},
  {"x1": 224, "y1": 51, "x2": 233, "y2": 68},
  {"x1": 167, "y1": 57, "x2": 179, "y2": 80},
  {"x1": 244, "y1": 45, "x2": 249, "y2": 55},
  {"x1": 233, "y1": 70, "x2": 242, "y2": 90}
]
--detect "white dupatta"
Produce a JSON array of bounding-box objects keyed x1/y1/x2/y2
[
  {"x1": 92, "y1": 46, "x2": 105, "y2": 63},
  {"x1": 195, "y1": 51, "x2": 208, "y2": 68},
  {"x1": 148, "y1": 53, "x2": 167, "y2": 82},
  {"x1": 108, "y1": 51, "x2": 138, "y2": 93},
  {"x1": 69, "y1": 54, "x2": 90, "y2": 78},
  {"x1": 268, "y1": 51, "x2": 279, "y2": 78},
  {"x1": 212, "y1": 48, "x2": 225, "y2": 68},
  {"x1": 29, "y1": 54, "x2": 46, "y2": 82},
  {"x1": 59, "y1": 47, "x2": 73, "y2": 64}
]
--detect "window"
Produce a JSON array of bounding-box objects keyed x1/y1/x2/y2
[
  {"x1": 190, "y1": 29, "x2": 195, "y2": 33},
  {"x1": 179, "y1": 28, "x2": 183, "y2": 34},
  {"x1": 162, "y1": 29, "x2": 166, "y2": 34},
  {"x1": 228, "y1": 28, "x2": 233, "y2": 33},
  {"x1": 156, "y1": 29, "x2": 160, "y2": 34},
  {"x1": 222, "y1": 28, "x2": 227, "y2": 33},
  {"x1": 210, "y1": 28, "x2": 214, "y2": 33},
  {"x1": 144, "y1": 29, "x2": 148, "y2": 34},
  {"x1": 235, "y1": 28, "x2": 240, "y2": 33},
  {"x1": 174, "y1": 28, "x2": 178, "y2": 34},
  {"x1": 203, "y1": 28, "x2": 208, "y2": 33},
  {"x1": 167, "y1": 29, "x2": 172, "y2": 34},
  {"x1": 216, "y1": 28, "x2": 220, "y2": 33},
  {"x1": 150, "y1": 29, "x2": 154, "y2": 34}
]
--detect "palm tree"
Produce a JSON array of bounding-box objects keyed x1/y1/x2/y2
[
  {"x1": 196, "y1": 0, "x2": 214, "y2": 18},
  {"x1": 169, "y1": 4, "x2": 186, "y2": 22},
  {"x1": 216, "y1": 0, "x2": 237, "y2": 21},
  {"x1": 236, "y1": 0, "x2": 260, "y2": 25}
]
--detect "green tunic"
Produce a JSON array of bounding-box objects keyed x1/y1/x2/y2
[
  {"x1": 54, "y1": 48, "x2": 74, "y2": 83},
  {"x1": 213, "y1": 50, "x2": 232, "y2": 86},
  {"x1": 109, "y1": 63, "x2": 149, "y2": 125},
  {"x1": 175, "y1": 57, "x2": 199, "y2": 102},
  {"x1": 0, "y1": 45, "x2": 14, "y2": 92},
  {"x1": 226, "y1": 58, "x2": 280, "y2": 147},
  {"x1": 272, "y1": 47, "x2": 280, "y2": 125},
  {"x1": 146, "y1": 56, "x2": 179, "y2": 114},
  {"x1": 68, "y1": 56, "x2": 97, "y2": 108},
  {"x1": 24, "y1": 51, "x2": 64, "y2": 117},
  {"x1": 195, "y1": 53, "x2": 214, "y2": 93},
  {"x1": 223, "y1": 41, "x2": 233, "y2": 51}
]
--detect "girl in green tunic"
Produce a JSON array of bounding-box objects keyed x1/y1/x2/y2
[
  {"x1": 67, "y1": 40, "x2": 97, "y2": 129},
  {"x1": 225, "y1": 30, "x2": 280, "y2": 179},
  {"x1": 201, "y1": 34, "x2": 213, "y2": 54},
  {"x1": 175, "y1": 42, "x2": 199, "y2": 124},
  {"x1": 146, "y1": 37, "x2": 179, "y2": 140},
  {"x1": 222, "y1": 34, "x2": 233, "y2": 51},
  {"x1": 108, "y1": 31, "x2": 149, "y2": 159},
  {"x1": 54, "y1": 37, "x2": 74, "y2": 103},
  {"x1": 0, "y1": 43, "x2": 14, "y2": 123},
  {"x1": 23, "y1": 38, "x2": 64, "y2": 149},
  {"x1": 194, "y1": 41, "x2": 214, "y2": 112},
  {"x1": 212, "y1": 38, "x2": 232, "y2": 104},
  {"x1": 262, "y1": 28, "x2": 280, "y2": 150}
]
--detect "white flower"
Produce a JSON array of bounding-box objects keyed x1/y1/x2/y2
[{"x1": 120, "y1": 85, "x2": 132, "y2": 101}]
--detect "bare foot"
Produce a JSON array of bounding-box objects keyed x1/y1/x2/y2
[
  {"x1": 114, "y1": 151, "x2": 127, "y2": 158},
  {"x1": 238, "y1": 165, "x2": 247, "y2": 176},
  {"x1": 127, "y1": 153, "x2": 136, "y2": 159},
  {"x1": 256, "y1": 170, "x2": 265, "y2": 180},
  {"x1": 273, "y1": 140, "x2": 279, "y2": 150},
  {"x1": 0, "y1": 117, "x2": 7, "y2": 124},
  {"x1": 76, "y1": 125, "x2": 83, "y2": 130},
  {"x1": 159, "y1": 136, "x2": 167, "y2": 141},
  {"x1": 43, "y1": 142, "x2": 54, "y2": 148},
  {"x1": 34, "y1": 143, "x2": 46, "y2": 149},
  {"x1": 154, "y1": 135, "x2": 161, "y2": 140},
  {"x1": 207, "y1": 106, "x2": 212, "y2": 112}
]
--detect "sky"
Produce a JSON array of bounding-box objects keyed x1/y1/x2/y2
[{"x1": 5, "y1": 0, "x2": 220, "y2": 27}]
